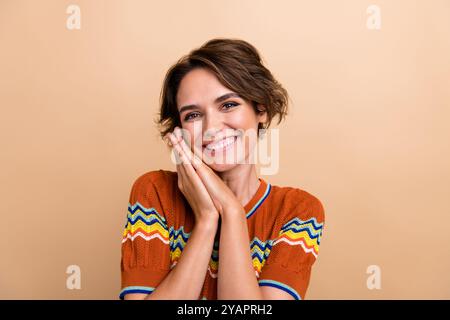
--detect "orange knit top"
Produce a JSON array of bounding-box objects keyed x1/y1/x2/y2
[{"x1": 120, "y1": 169, "x2": 325, "y2": 300}]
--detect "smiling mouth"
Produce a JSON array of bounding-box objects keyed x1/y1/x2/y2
[{"x1": 203, "y1": 136, "x2": 237, "y2": 154}]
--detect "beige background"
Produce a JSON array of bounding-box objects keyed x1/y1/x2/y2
[{"x1": 1, "y1": 0, "x2": 449, "y2": 299}]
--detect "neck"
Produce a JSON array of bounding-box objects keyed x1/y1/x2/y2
[{"x1": 215, "y1": 164, "x2": 260, "y2": 209}]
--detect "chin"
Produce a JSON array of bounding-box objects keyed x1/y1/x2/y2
[
  {"x1": 207, "y1": 162, "x2": 239, "y2": 173},
  {"x1": 201, "y1": 149, "x2": 248, "y2": 173}
]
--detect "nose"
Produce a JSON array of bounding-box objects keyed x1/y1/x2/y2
[{"x1": 202, "y1": 112, "x2": 223, "y2": 141}]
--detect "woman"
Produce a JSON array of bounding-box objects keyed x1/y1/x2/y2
[{"x1": 120, "y1": 38, "x2": 325, "y2": 300}]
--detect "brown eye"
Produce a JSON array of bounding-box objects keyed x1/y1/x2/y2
[
  {"x1": 222, "y1": 102, "x2": 239, "y2": 110},
  {"x1": 184, "y1": 112, "x2": 200, "y2": 121}
]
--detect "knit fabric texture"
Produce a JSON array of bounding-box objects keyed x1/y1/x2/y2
[{"x1": 120, "y1": 169, "x2": 325, "y2": 300}]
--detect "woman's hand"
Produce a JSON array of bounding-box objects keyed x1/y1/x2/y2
[
  {"x1": 164, "y1": 130, "x2": 219, "y2": 228},
  {"x1": 170, "y1": 127, "x2": 244, "y2": 217}
]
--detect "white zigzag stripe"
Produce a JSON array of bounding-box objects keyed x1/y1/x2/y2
[
  {"x1": 273, "y1": 237, "x2": 318, "y2": 258},
  {"x1": 122, "y1": 231, "x2": 170, "y2": 244}
]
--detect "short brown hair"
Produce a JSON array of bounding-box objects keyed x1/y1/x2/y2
[{"x1": 156, "y1": 38, "x2": 289, "y2": 139}]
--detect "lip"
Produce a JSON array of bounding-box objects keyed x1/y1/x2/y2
[{"x1": 203, "y1": 136, "x2": 237, "y2": 154}]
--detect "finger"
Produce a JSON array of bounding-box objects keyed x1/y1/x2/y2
[
  {"x1": 173, "y1": 127, "x2": 195, "y2": 162},
  {"x1": 173, "y1": 126, "x2": 186, "y2": 144},
  {"x1": 167, "y1": 131, "x2": 179, "y2": 147},
  {"x1": 171, "y1": 143, "x2": 183, "y2": 165},
  {"x1": 176, "y1": 161, "x2": 186, "y2": 185},
  {"x1": 173, "y1": 140, "x2": 190, "y2": 165},
  {"x1": 172, "y1": 135, "x2": 200, "y2": 176},
  {"x1": 182, "y1": 144, "x2": 217, "y2": 192},
  {"x1": 178, "y1": 145, "x2": 199, "y2": 179},
  {"x1": 163, "y1": 133, "x2": 172, "y2": 147},
  {"x1": 170, "y1": 133, "x2": 201, "y2": 182},
  {"x1": 171, "y1": 130, "x2": 207, "y2": 189},
  {"x1": 181, "y1": 128, "x2": 205, "y2": 161},
  {"x1": 178, "y1": 136, "x2": 203, "y2": 170},
  {"x1": 177, "y1": 162, "x2": 193, "y2": 197},
  {"x1": 174, "y1": 145, "x2": 190, "y2": 185},
  {"x1": 175, "y1": 126, "x2": 202, "y2": 160},
  {"x1": 173, "y1": 126, "x2": 206, "y2": 164},
  {"x1": 173, "y1": 131, "x2": 208, "y2": 172},
  {"x1": 168, "y1": 133, "x2": 189, "y2": 164}
]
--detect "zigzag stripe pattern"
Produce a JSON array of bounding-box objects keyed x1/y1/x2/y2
[
  {"x1": 122, "y1": 202, "x2": 170, "y2": 244},
  {"x1": 206, "y1": 240, "x2": 219, "y2": 278},
  {"x1": 204, "y1": 237, "x2": 275, "y2": 279},
  {"x1": 273, "y1": 217, "x2": 324, "y2": 258},
  {"x1": 169, "y1": 225, "x2": 192, "y2": 267},
  {"x1": 250, "y1": 237, "x2": 275, "y2": 276},
  {"x1": 173, "y1": 239, "x2": 220, "y2": 279}
]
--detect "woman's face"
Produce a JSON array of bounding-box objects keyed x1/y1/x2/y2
[{"x1": 176, "y1": 68, "x2": 267, "y2": 172}]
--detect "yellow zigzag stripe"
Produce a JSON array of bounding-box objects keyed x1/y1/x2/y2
[
  {"x1": 280, "y1": 229, "x2": 319, "y2": 254},
  {"x1": 122, "y1": 220, "x2": 169, "y2": 239}
]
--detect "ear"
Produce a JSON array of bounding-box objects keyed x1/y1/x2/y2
[{"x1": 256, "y1": 104, "x2": 268, "y2": 126}]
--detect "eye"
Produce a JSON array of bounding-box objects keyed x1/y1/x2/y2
[
  {"x1": 222, "y1": 102, "x2": 239, "y2": 110},
  {"x1": 184, "y1": 112, "x2": 200, "y2": 121}
]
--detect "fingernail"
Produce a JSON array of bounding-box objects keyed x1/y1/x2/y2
[{"x1": 167, "y1": 133, "x2": 177, "y2": 145}]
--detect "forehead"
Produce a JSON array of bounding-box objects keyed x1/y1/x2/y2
[{"x1": 176, "y1": 68, "x2": 231, "y2": 109}]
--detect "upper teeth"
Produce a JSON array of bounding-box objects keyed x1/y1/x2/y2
[{"x1": 205, "y1": 136, "x2": 236, "y2": 151}]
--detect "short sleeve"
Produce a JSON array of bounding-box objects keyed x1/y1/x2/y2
[
  {"x1": 119, "y1": 174, "x2": 172, "y2": 299},
  {"x1": 258, "y1": 196, "x2": 325, "y2": 300}
]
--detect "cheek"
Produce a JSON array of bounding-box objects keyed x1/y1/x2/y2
[{"x1": 228, "y1": 108, "x2": 258, "y2": 131}]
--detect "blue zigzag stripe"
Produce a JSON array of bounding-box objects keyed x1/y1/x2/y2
[
  {"x1": 281, "y1": 217, "x2": 323, "y2": 231},
  {"x1": 280, "y1": 218, "x2": 323, "y2": 244},
  {"x1": 125, "y1": 215, "x2": 169, "y2": 231},
  {"x1": 128, "y1": 202, "x2": 167, "y2": 220},
  {"x1": 169, "y1": 226, "x2": 191, "y2": 251},
  {"x1": 281, "y1": 225, "x2": 322, "y2": 244},
  {"x1": 250, "y1": 237, "x2": 274, "y2": 263},
  {"x1": 124, "y1": 202, "x2": 167, "y2": 228}
]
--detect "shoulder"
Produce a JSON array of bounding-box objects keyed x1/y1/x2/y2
[
  {"x1": 270, "y1": 183, "x2": 325, "y2": 225},
  {"x1": 126, "y1": 169, "x2": 180, "y2": 225},
  {"x1": 128, "y1": 169, "x2": 177, "y2": 205},
  {"x1": 131, "y1": 169, "x2": 177, "y2": 191}
]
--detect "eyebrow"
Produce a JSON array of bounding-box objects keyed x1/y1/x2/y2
[{"x1": 178, "y1": 92, "x2": 242, "y2": 114}]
